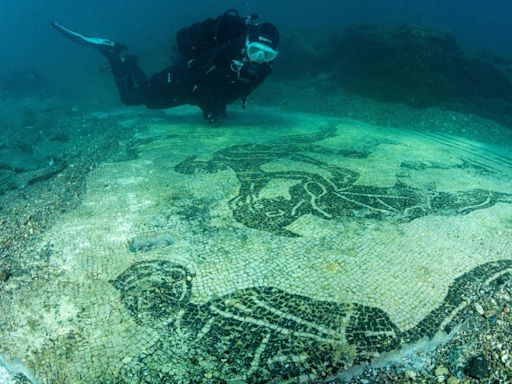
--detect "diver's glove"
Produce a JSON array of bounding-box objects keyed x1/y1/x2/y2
[
  {"x1": 202, "y1": 103, "x2": 227, "y2": 126},
  {"x1": 206, "y1": 113, "x2": 221, "y2": 127}
]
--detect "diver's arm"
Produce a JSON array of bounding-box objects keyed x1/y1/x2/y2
[
  {"x1": 107, "y1": 54, "x2": 149, "y2": 106},
  {"x1": 241, "y1": 62, "x2": 273, "y2": 97}
]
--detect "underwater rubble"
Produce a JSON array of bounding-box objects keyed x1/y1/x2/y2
[{"x1": 0, "y1": 103, "x2": 140, "y2": 267}]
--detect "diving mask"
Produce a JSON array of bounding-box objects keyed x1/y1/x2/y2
[{"x1": 245, "y1": 37, "x2": 278, "y2": 64}]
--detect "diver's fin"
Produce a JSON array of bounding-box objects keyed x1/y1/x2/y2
[{"x1": 51, "y1": 22, "x2": 127, "y2": 57}]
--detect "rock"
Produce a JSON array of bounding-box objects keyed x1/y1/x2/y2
[
  {"x1": 405, "y1": 369, "x2": 417, "y2": 380},
  {"x1": 464, "y1": 354, "x2": 490, "y2": 379},
  {"x1": 435, "y1": 365, "x2": 449, "y2": 377},
  {"x1": 204, "y1": 372, "x2": 213, "y2": 379},
  {"x1": 474, "y1": 303, "x2": 485, "y2": 316},
  {"x1": 128, "y1": 233, "x2": 175, "y2": 253},
  {"x1": 484, "y1": 309, "x2": 497, "y2": 319},
  {"x1": 276, "y1": 24, "x2": 512, "y2": 127},
  {"x1": 0, "y1": 266, "x2": 11, "y2": 282},
  {"x1": 333, "y1": 25, "x2": 462, "y2": 105}
]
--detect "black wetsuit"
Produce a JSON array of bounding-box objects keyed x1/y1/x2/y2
[{"x1": 107, "y1": 11, "x2": 273, "y2": 122}]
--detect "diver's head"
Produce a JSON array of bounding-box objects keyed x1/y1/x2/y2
[{"x1": 245, "y1": 22, "x2": 279, "y2": 64}]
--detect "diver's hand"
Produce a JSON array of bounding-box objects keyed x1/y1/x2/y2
[
  {"x1": 206, "y1": 113, "x2": 222, "y2": 127},
  {"x1": 201, "y1": 103, "x2": 227, "y2": 126}
]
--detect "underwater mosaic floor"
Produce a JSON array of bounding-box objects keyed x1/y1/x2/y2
[{"x1": 1, "y1": 107, "x2": 511, "y2": 383}]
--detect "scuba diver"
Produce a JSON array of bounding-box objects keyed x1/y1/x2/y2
[{"x1": 52, "y1": 9, "x2": 279, "y2": 125}]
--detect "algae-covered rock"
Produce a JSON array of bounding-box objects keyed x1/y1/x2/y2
[
  {"x1": 333, "y1": 25, "x2": 464, "y2": 106},
  {"x1": 273, "y1": 24, "x2": 512, "y2": 126},
  {"x1": 272, "y1": 28, "x2": 332, "y2": 81}
]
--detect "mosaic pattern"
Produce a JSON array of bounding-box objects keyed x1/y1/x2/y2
[
  {"x1": 111, "y1": 259, "x2": 512, "y2": 383},
  {"x1": 174, "y1": 127, "x2": 512, "y2": 236},
  {"x1": 1, "y1": 110, "x2": 511, "y2": 384}
]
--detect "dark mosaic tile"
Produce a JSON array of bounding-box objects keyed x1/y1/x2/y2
[
  {"x1": 173, "y1": 127, "x2": 511, "y2": 237},
  {"x1": 110, "y1": 259, "x2": 512, "y2": 382}
]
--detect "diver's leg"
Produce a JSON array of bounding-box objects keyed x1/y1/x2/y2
[
  {"x1": 52, "y1": 22, "x2": 148, "y2": 105},
  {"x1": 142, "y1": 67, "x2": 187, "y2": 109},
  {"x1": 106, "y1": 53, "x2": 148, "y2": 105}
]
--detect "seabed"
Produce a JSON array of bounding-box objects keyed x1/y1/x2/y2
[{"x1": 0, "y1": 106, "x2": 511, "y2": 383}]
